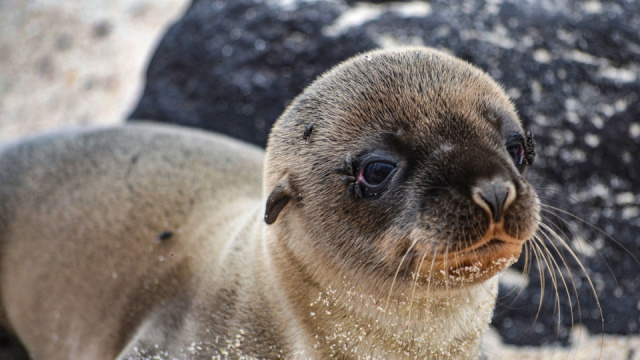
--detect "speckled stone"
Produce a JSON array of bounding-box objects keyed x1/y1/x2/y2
[
  {"x1": 130, "y1": 0, "x2": 640, "y2": 346},
  {"x1": 130, "y1": 0, "x2": 377, "y2": 146}
]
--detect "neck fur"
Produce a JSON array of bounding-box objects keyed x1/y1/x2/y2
[{"x1": 264, "y1": 227, "x2": 499, "y2": 359}]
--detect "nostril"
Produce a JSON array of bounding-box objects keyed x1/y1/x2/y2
[
  {"x1": 480, "y1": 189, "x2": 507, "y2": 223},
  {"x1": 472, "y1": 179, "x2": 516, "y2": 223}
]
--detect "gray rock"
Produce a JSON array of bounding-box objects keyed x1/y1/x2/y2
[{"x1": 130, "y1": 0, "x2": 640, "y2": 346}]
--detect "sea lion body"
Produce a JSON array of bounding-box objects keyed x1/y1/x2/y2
[
  {"x1": 0, "y1": 47, "x2": 539, "y2": 359},
  {"x1": 0, "y1": 125, "x2": 288, "y2": 359}
]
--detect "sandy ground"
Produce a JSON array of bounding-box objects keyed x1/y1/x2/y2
[{"x1": 1, "y1": 0, "x2": 639, "y2": 358}]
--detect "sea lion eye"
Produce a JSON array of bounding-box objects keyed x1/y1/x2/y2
[
  {"x1": 357, "y1": 153, "x2": 398, "y2": 197},
  {"x1": 505, "y1": 132, "x2": 526, "y2": 172},
  {"x1": 334, "y1": 152, "x2": 398, "y2": 199},
  {"x1": 507, "y1": 143, "x2": 524, "y2": 166},
  {"x1": 363, "y1": 162, "x2": 396, "y2": 186}
]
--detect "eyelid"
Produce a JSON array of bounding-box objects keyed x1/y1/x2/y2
[
  {"x1": 505, "y1": 132, "x2": 524, "y2": 146},
  {"x1": 356, "y1": 151, "x2": 398, "y2": 173}
]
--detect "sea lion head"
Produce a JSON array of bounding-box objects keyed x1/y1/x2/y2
[{"x1": 264, "y1": 47, "x2": 539, "y2": 296}]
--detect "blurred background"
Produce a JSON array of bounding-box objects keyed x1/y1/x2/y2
[
  {"x1": 0, "y1": 0, "x2": 189, "y2": 142},
  {"x1": 1, "y1": 0, "x2": 639, "y2": 359}
]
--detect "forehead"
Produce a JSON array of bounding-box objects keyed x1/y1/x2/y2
[{"x1": 311, "y1": 51, "x2": 522, "y2": 146}]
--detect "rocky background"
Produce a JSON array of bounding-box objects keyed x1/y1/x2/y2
[{"x1": 2, "y1": 0, "x2": 639, "y2": 358}]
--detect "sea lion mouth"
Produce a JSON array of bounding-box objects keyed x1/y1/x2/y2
[
  {"x1": 433, "y1": 234, "x2": 523, "y2": 259},
  {"x1": 478, "y1": 238, "x2": 504, "y2": 251},
  {"x1": 471, "y1": 237, "x2": 522, "y2": 253},
  {"x1": 456, "y1": 236, "x2": 524, "y2": 259},
  {"x1": 413, "y1": 235, "x2": 525, "y2": 286}
]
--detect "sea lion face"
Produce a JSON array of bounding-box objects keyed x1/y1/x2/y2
[{"x1": 265, "y1": 48, "x2": 539, "y2": 292}]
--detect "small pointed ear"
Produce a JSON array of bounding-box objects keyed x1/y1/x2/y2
[{"x1": 264, "y1": 174, "x2": 293, "y2": 225}]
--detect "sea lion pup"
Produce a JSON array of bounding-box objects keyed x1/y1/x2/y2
[{"x1": 0, "y1": 47, "x2": 539, "y2": 359}]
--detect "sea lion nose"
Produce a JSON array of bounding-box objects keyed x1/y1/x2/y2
[{"x1": 471, "y1": 178, "x2": 516, "y2": 223}]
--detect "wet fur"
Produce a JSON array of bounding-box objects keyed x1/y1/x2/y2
[{"x1": 0, "y1": 47, "x2": 539, "y2": 359}]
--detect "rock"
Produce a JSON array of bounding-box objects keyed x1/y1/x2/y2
[
  {"x1": 130, "y1": 0, "x2": 377, "y2": 146},
  {"x1": 130, "y1": 0, "x2": 640, "y2": 346}
]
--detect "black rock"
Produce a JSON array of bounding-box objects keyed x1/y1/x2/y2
[
  {"x1": 130, "y1": 0, "x2": 376, "y2": 147},
  {"x1": 130, "y1": 0, "x2": 640, "y2": 346}
]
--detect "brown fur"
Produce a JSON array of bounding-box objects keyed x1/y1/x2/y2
[{"x1": 0, "y1": 47, "x2": 539, "y2": 359}]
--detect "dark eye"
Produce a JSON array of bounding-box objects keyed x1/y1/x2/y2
[
  {"x1": 505, "y1": 132, "x2": 526, "y2": 172},
  {"x1": 355, "y1": 153, "x2": 399, "y2": 197},
  {"x1": 507, "y1": 142, "x2": 524, "y2": 166},
  {"x1": 363, "y1": 162, "x2": 396, "y2": 185}
]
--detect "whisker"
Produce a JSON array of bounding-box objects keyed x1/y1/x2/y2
[
  {"x1": 497, "y1": 241, "x2": 531, "y2": 307},
  {"x1": 533, "y1": 236, "x2": 562, "y2": 324},
  {"x1": 529, "y1": 239, "x2": 548, "y2": 329},
  {"x1": 534, "y1": 230, "x2": 572, "y2": 345},
  {"x1": 540, "y1": 204, "x2": 640, "y2": 265},
  {"x1": 385, "y1": 238, "x2": 419, "y2": 313},
  {"x1": 537, "y1": 218, "x2": 582, "y2": 345},
  {"x1": 538, "y1": 213, "x2": 606, "y2": 354},
  {"x1": 540, "y1": 207, "x2": 619, "y2": 289},
  {"x1": 407, "y1": 237, "x2": 433, "y2": 326}
]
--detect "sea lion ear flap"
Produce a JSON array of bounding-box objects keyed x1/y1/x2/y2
[{"x1": 264, "y1": 174, "x2": 293, "y2": 225}]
